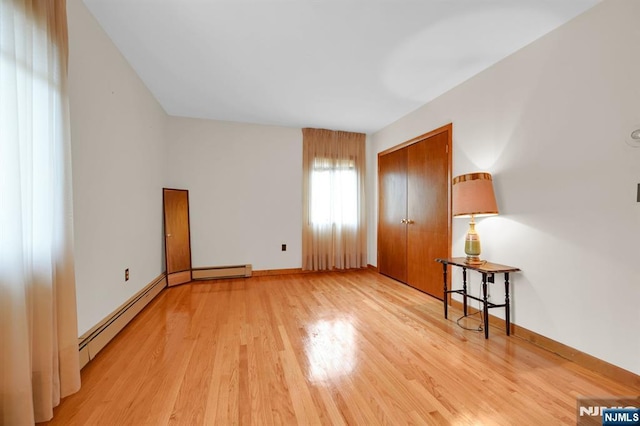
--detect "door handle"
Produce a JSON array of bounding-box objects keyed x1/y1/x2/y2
[
  {"x1": 407, "y1": 220, "x2": 415, "y2": 224},
  {"x1": 166, "y1": 234, "x2": 172, "y2": 237},
  {"x1": 400, "y1": 219, "x2": 407, "y2": 224}
]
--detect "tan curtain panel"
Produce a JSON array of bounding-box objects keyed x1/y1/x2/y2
[
  {"x1": 0, "y1": 0, "x2": 81, "y2": 424},
  {"x1": 302, "y1": 128, "x2": 367, "y2": 271}
]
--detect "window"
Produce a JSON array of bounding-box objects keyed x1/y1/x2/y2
[
  {"x1": 310, "y1": 157, "x2": 357, "y2": 226},
  {"x1": 302, "y1": 128, "x2": 366, "y2": 271},
  {"x1": 0, "y1": 1, "x2": 80, "y2": 422}
]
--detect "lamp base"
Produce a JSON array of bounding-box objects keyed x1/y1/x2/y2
[
  {"x1": 464, "y1": 255, "x2": 484, "y2": 266},
  {"x1": 464, "y1": 217, "x2": 484, "y2": 265}
]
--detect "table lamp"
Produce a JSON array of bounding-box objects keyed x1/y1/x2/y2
[{"x1": 452, "y1": 172, "x2": 499, "y2": 265}]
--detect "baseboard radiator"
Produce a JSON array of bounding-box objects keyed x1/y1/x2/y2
[
  {"x1": 192, "y1": 264, "x2": 252, "y2": 280},
  {"x1": 78, "y1": 274, "x2": 167, "y2": 369}
]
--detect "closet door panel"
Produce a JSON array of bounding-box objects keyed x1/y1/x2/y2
[
  {"x1": 378, "y1": 148, "x2": 408, "y2": 283},
  {"x1": 407, "y1": 134, "x2": 449, "y2": 299}
]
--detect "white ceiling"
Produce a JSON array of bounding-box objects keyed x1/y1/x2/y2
[{"x1": 83, "y1": 0, "x2": 600, "y2": 134}]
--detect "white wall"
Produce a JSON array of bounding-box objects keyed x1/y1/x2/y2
[
  {"x1": 165, "y1": 117, "x2": 302, "y2": 271},
  {"x1": 368, "y1": 0, "x2": 640, "y2": 375},
  {"x1": 67, "y1": 0, "x2": 168, "y2": 335}
]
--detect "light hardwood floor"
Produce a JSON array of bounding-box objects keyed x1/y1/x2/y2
[{"x1": 42, "y1": 270, "x2": 638, "y2": 425}]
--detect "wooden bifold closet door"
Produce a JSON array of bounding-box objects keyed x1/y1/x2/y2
[
  {"x1": 378, "y1": 148, "x2": 408, "y2": 283},
  {"x1": 378, "y1": 125, "x2": 451, "y2": 299}
]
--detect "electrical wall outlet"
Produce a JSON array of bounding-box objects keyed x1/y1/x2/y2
[
  {"x1": 125, "y1": 268, "x2": 129, "y2": 281},
  {"x1": 281, "y1": 244, "x2": 287, "y2": 251}
]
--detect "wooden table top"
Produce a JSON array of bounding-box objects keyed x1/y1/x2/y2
[{"x1": 435, "y1": 257, "x2": 521, "y2": 273}]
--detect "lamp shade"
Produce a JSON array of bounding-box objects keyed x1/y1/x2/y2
[{"x1": 452, "y1": 172, "x2": 498, "y2": 217}]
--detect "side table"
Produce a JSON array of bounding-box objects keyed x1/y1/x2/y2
[{"x1": 435, "y1": 257, "x2": 520, "y2": 339}]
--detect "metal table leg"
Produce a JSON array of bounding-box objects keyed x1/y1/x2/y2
[
  {"x1": 505, "y1": 272, "x2": 511, "y2": 336},
  {"x1": 443, "y1": 263, "x2": 448, "y2": 319},
  {"x1": 482, "y1": 272, "x2": 489, "y2": 339}
]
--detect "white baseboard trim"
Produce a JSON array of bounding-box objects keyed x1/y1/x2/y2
[{"x1": 78, "y1": 273, "x2": 167, "y2": 369}]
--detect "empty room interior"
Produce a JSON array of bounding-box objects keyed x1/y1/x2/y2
[{"x1": 3, "y1": 0, "x2": 639, "y2": 425}]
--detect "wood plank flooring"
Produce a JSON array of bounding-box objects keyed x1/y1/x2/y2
[{"x1": 42, "y1": 270, "x2": 639, "y2": 425}]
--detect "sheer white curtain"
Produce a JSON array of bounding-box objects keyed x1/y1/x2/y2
[
  {"x1": 0, "y1": 0, "x2": 81, "y2": 423},
  {"x1": 302, "y1": 128, "x2": 367, "y2": 271}
]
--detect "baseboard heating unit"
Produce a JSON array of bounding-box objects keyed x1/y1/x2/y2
[
  {"x1": 78, "y1": 274, "x2": 167, "y2": 369},
  {"x1": 192, "y1": 264, "x2": 253, "y2": 280}
]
